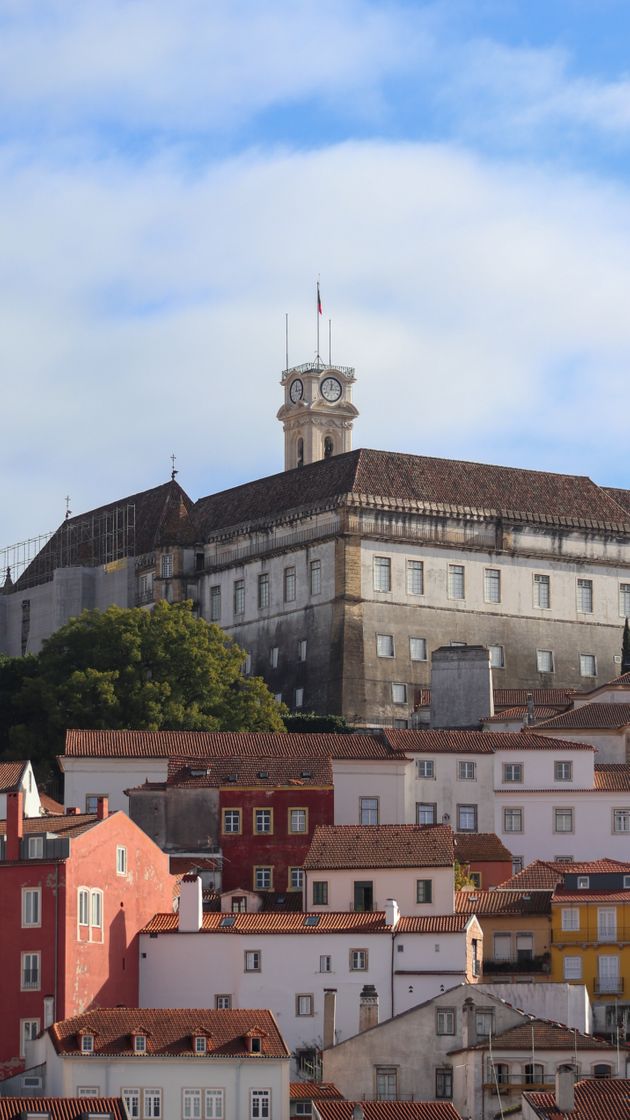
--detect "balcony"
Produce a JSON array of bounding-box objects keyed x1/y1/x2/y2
[
  {"x1": 483, "y1": 954, "x2": 550, "y2": 976},
  {"x1": 595, "y1": 977, "x2": 624, "y2": 994}
]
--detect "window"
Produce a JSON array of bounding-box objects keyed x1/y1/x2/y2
[
  {"x1": 620, "y1": 583, "x2": 630, "y2": 616},
  {"x1": 457, "y1": 804, "x2": 478, "y2": 832},
  {"x1": 376, "y1": 633, "x2": 395, "y2": 657},
  {"x1": 205, "y1": 1090, "x2": 225, "y2": 1118},
  {"x1": 458, "y1": 760, "x2": 476, "y2": 780},
  {"x1": 182, "y1": 1090, "x2": 202, "y2": 1119},
  {"x1": 524, "y1": 1064, "x2": 544, "y2": 1086},
  {"x1": 78, "y1": 888, "x2": 90, "y2": 926},
  {"x1": 476, "y1": 1009, "x2": 494, "y2": 1037},
  {"x1": 160, "y1": 554, "x2": 173, "y2": 579},
  {"x1": 376, "y1": 1067, "x2": 398, "y2": 1100},
  {"x1": 289, "y1": 867, "x2": 304, "y2": 890},
  {"x1": 534, "y1": 574, "x2": 551, "y2": 609},
  {"x1": 493, "y1": 933, "x2": 511, "y2": 960},
  {"x1": 564, "y1": 956, "x2": 582, "y2": 980},
  {"x1": 407, "y1": 560, "x2": 424, "y2": 596},
  {"x1": 597, "y1": 908, "x2": 617, "y2": 941},
  {"x1": 269, "y1": 646, "x2": 279, "y2": 668},
  {"x1": 232, "y1": 896, "x2": 247, "y2": 912},
  {"x1": 373, "y1": 556, "x2": 391, "y2": 592},
  {"x1": 313, "y1": 881, "x2": 328, "y2": 905},
  {"x1": 484, "y1": 569, "x2": 501, "y2": 603},
  {"x1": 435, "y1": 1007, "x2": 456, "y2": 1036},
  {"x1": 353, "y1": 881, "x2": 374, "y2": 912},
  {"x1": 554, "y1": 808, "x2": 574, "y2": 833},
  {"x1": 116, "y1": 846, "x2": 127, "y2": 875},
  {"x1": 22, "y1": 887, "x2": 41, "y2": 928},
  {"x1": 310, "y1": 559, "x2": 321, "y2": 596},
  {"x1": 80, "y1": 1033, "x2": 94, "y2": 1053},
  {"x1": 577, "y1": 578, "x2": 593, "y2": 614},
  {"x1": 254, "y1": 808, "x2": 273, "y2": 834},
  {"x1": 350, "y1": 949, "x2": 368, "y2": 971},
  {"x1": 233, "y1": 579, "x2": 245, "y2": 616},
  {"x1": 258, "y1": 573, "x2": 270, "y2": 609},
  {"x1": 319, "y1": 955, "x2": 332, "y2": 972},
  {"x1": 27, "y1": 835, "x2": 44, "y2": 858},
  {"x1": 294, "y1": 687, "x2": 304, "y2": 709},
  {"x1": 392, "y1": 683, "x2": 407, "y2": 704},
  {"x1": 512, "y1": 856, "x2": 524, "y2": 875},
  {"x1": 222, "y1": 809, "x2": 241, "y2": 835},
  {"x1": 143, "y1": 1089, "x2": 162, "y2": 1118},
  {"x1": 133, "y1": 1034, "x2": 147, "y2": 1054},
  {"x1": 416, "y1": 879, "x2": 433, "y2": 903},
  {"x1": 360, "y1": 797, "x2": 379, "y2": 825},
  {"x1": 503, "y1": 763, "x2": 523, "y2": 783},
  {"x1": 215, "y1": 995, "x2": 232, "y2": 1009},
  {"x1": 254, "y1": 867, "x2": 272, "y2": 890},
  {"x1": 577, "y1": 876, "x2": 590, "y2": 889},
  {"x1": 194, "y1": 1036, "x2": 207, "y2": 1054},
  {"x1": 489, "y1": 645, "x2": 505, "y2": 669},
  {"x1": 597, "y1": 955, "x2": 621, "y2": 992},
  {"x1": 289, "y1": 808, "x2": 308, "y2": 833},
  {"x1": 251, "y1": 1090, "x2": 271, "y2": 1119},
  {"x1": 554, "y1": 761, "x2": 573, "y2": 781},
  {"x1": 296, "y1": 994, "x2": 314, "y2": 1017},
  {"x1": 416, "y1": 802, "x2": 437, "y2": 826},
  {"x1": 436, "y1": 1068, "x2": 453, "y2": 1099},
  {"x1": 298, "y1": 639, "x2": 307, "y2": 661},
  {"x1": 613, "y1": 809, "x2": 630, "y2": 833},
  {"x1": 503, "y1": 807, "x2": 523, "y2": 833},
  {"x1": 593, "y1": 1064, "x2": 613, "y2": 1079},
  {"x1": 245, "y1": 951, "x2": 261, "y2": 972},
  {"x1": 91, "y1": 889, "x2": 103, "y2": 927},
  {"x1": 284, "y1": 566, "x2": 296, "y2": 602},
  {"x1": 409, "y1": 636, "x2": 427, "y2": 661},
  {"x1": 448, "y1": 564, "x2": 465, "y2": 600},
  {"x1": 562, "y1": 908, "x2": 580, "y2": 931},
  {"x1": 210, "y1": 585, "x2": 221, "y2": 621},
  {"x1": 580, "y1": 653, "x2": 597, "y2": 677},
  {"x1": 516, "y1": 933, "x2": 533, "y2": 961},
  {"x1": 416, "y1": 759, "x2": 435, "y2": 779},
  {"x1": 122, "y1": 1090, "x2": 140, "y2": 1118},
  {"x1": 77, "y1": 1085, "x2": 99, "y2": 1097},
  {"x1": 21, "y1": 952, "x2": 40, "y2": 990},
  {"x1": 20, "y1": 1019, "x2": 39, "y2": 1059},
  {"x1": 537, "y1": 649, "x2": 554, "y2": 673}
]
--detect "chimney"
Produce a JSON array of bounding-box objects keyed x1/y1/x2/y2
[
  {"x1": 358, "y1": 984, "x2": 379, "y2": 1033},
  {"x1": 555, "y1": 1064, "x2": 575, "y2": 1114},
  {"x1": 384, "y1": 898, "x2": 400, "y2": 928},
  {"x1": 323, "y1": 989, "x2": 337, "y2": 1049},
  {"x1": 96, "y1": 796, "x2": 109, "y2": 820},
  {"x1": 7, "y1": 791, "x2": 24, "y2": 861},
  {"x1": 65, "y1": 807, "x2": 81, "y2": 816},
  {"x1": 429, "y1": 646, "x2": 493, "y2": 729},
  {"x1": 461, "y1": 997, "x2": 476, "y2": 1049},
  {"x1": 526, "y1": 692, "x2": 535, "y2": 726},
  {"x1": 352, "y1": 1108, "x2": 365, "y2": 1120},
  {"x1": 178, "y1": 874, "x2": 203, "y2": 933}
]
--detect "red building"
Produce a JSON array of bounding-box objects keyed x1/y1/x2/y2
[
  {"x1": 0, "y1": 791, "x2": 174, "y2": 1079},
  {"x1": 454, "y1": 832, "x2": 513, "y2": 890}
]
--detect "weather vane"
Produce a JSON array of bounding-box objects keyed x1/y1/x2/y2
[
  {"x1": 65, "y1": 495, "x2": 72, "y2": 520},
  {"x1": 171, "y1": 453, "x2": 178, "y2": 481}
]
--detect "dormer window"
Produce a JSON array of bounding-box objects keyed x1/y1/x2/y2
[
  {"x1": 193, "y1": 1034, "x2": 207, "y2": 1054},
  {"x1": 244, "y1": 1029, "x2": 266, "y2": 1054},
  {"x1": 132, "y1": 1032, "x2": 147, "y2": 1054},
  {"x1": 80, "y1": 1033, "x2": 95, "y2": 1054},
  {"x1": 577, "y1": 876, "x2": 590, "y2": 889},
  {"x1": 250, "y1": 1036, "x2": 262, "y2": 1053}
]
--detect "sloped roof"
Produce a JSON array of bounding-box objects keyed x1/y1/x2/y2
[
  {"x1": 290, "y1": 1083, "x2": 343, "y2": 1100},
  {"x1": 484, "y1": 706, "x2": 561, "y2": 723},
  {"x1": 553, "y1": 887, "x2": 630, "y2": 903},
  {"x1": 63, "y1": 729, "x2": 397, "y2": 761},
  {"x1": 165, "y1": 755, "x2": 333, "y2": 788},
  {"x1": 524, "y1": 1077, "x2": 630, "y2": 1120},
  {"x1": 383, "y1": 730, "x2": 594, "y2": 754},
  {"x1": 0, "y1": 761, "x2": 27, "y2": 793},
  {"x1": 536, "y1": 703, "x2": 630, "y2": 730},
  {"x1": 0, "y1": 1100, "x2": 126, "y2": 1119},
  {"x1": 453, "y1": 833, "x2": 512, "y2": 863},
  {"x1": 142, "y1": 911, "x2": 472, "y2": 935},
  {"x1": 313, "y1": 1103, "x2": 463, "y2": 1120},
  {"x1": 450, "y1": 1019, "x2": 617, "y2": 1053},
  {"x1": 577, "y1": 669, "x2": 630, "y2": 695},
  {"x1": 39, "y1": 791, "x2": 65, "y2": 814},
  {"x1": 416, "y1": 688, "x2": 574, "y2": 713},
  {"x1": 49, "y1": 1008, "x2": 289, "y2": 1058},
  {"x1": 0, "y1": 812, "x2": 101, "y2": 842},
  {"x1": 303, "y1": 825, "x2": 454, "y2": 870},
  {"x1": 594, "y1": 764, "x2": 630, "y2": 790},
  {"x1": 455, "y1": 890, "x2": 552, "y2": 916},
  {"x1": 497, "y1": 858, "x2": 630, "y2": 891}
]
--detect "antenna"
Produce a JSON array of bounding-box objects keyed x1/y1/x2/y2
[{"x1": 316, "y1": 278, "x2": 322, "y2": 363}]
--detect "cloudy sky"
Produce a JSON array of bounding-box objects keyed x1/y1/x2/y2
[{"x1": 2, "y1": 0, "x2": 630, "y2": 559}]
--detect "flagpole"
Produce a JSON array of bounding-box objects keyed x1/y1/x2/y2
[
  {"x1": 328, "y1": 318, "x2": 332, "y2": 367},
  {"x1": 316, "y1": 280, "x2": 320, "y2": 363},
  {"x1": 285, "y1": 313, "x2": 289, "y2": 373}
]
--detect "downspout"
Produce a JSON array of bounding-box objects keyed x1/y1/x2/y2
[
  {"x1": 54, "y1": 863, "x2": 59, "y2": 1022},
  {"x1": 390, "y1": 929, "x2": 396, "y2": 1020}
]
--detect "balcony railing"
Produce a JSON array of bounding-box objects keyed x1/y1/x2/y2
[
  {"x1": 483, "y1": 955, "x2": 550, "y2": 975},
  {"x1": 595, "y1": 977, "x2": 624, "y2": 994}
]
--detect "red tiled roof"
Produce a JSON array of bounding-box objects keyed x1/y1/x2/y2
[
  {"x1": 454, "y1": 832, "x2": 512, "y2": 862},
  {"x1": 303, "y1": 825, "x2": 454, "y2": 870},
  {"x1": 417, "y1": 689, "x2": 574, "y2": 712},
  {"x1": 594, "y1": 764, "x2": 630, "y2": 790},
  {"x1": 0, "y1": 761, "x2": 27, "y2": 792},
  {"x1": 484, "y1": 706, "x2": 561, "y2": 723},
  {"x1": 63, "y1": 729, "x2": 397, "y2": 761},
  {"x1": 49, "y1": 1008, "x2": 289, "y2": 1058},
  {"x1": 384, "y1": 730, "x2": 594, "y2": 753},
  {"x1": 536, "y1": 703, "x2": 630, "y2": 730},
  {"x1": 553, "y1": 888, "x2": 630, "y2": 903},
  {"x1": 0, "y1": 812, "x2": 101, "y2": 841},
  {"x1": 450, "y1": 1019, "x2": 617, "y2": 1053},
  {"x1": 313, "y1": 1102, "x2": 463, "y2": 1120},
  {"x1": 290, "y1": 1083, "x2": 343, "y2": 1100},
  {"x1": 0, "y1": 1101, "x2": 125, "y2": 1119},
  {"x1": 165, "y1": 755, "x2": 333, "y2": 788},
  {"x1": 141, "y1": 911, "x2": 472, "y2": 935},
  {"x1": 577, "y1": 669, "x2": 630, "y2": 694},
  {"x1": 524, "y1": 1077, "x2": 630, "y2": 1120},
  {"x1": 497, "y1": 858, "x2": 630, "y2": 891},
  {"x1": 455, "y1": 889, "x2": 552, "y2": 916},
  {"x1": 39, "y1": 791, "x2": 65, "y2": 814}
]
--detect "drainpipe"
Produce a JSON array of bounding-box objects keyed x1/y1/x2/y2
[
  {"x1": 390, "y1": 930, "x2": 396, "y2": 1020},
  {"x1": 54, "y1": 863, "x2": 59, "y2": 1024}
]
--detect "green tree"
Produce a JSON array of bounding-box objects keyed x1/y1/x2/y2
[
  {"x1": 454, "y1": 860, "x2": 476, "y2": 890},
  {"x1": 3, "y1": 602, "x2": 286, "y2": 774},
  {"x1": 283, "y1": 711, "x2": 354, "y2": 734}
]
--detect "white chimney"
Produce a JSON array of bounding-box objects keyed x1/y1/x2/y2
[
  {"x1": 384, "y1": 898, "x2": 400, "y2": 928},
  {"x1": 178, "y1": 874, "x2": 203, "y2": 933},
  {"x1": 555, "y1": 1064, "x2": 575, "y2": 1114}
]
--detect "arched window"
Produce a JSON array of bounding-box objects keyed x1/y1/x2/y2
[
  {"x1": 297, "y1": 438, "x2": 304, "y2": 468},
  {"x1": 324, "y1": 436, "x2": 334, "y2": 458},
  {"x1": 487, "y1": 1061, "x2": 509, "y2": 1085},
  {"x1": 593, "y1": 1063, "x2": 612, "y2": 1078}
]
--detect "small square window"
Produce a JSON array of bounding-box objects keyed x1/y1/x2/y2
[
  {"x1": 577, "y1": 876, "x2": 590, "y2": 889},
  {"x1": 537, "y1": 649, "x2": 554, "y2": 673},
  {"x1": 254, "y1": 867, "x2": 272, "y2": 890},
  {"x1": 613, "y1": 809, "x2": 630, "y2": 833},
  {"x1": 416, "y1": 802, "x2": 437, "y2": 826},
  {"x1": 503, "y1": 763, "x2": 523, "y2": 783},
  {"x1": 254, "y1": 808, "x2": 273, "y2": 834},
  {"x1": 555, "y1": 761, "x2": 573, "y2": 781},
  {"x1": 409, "y1": 636, "x2": 427, "y2": 661},
  {"x1": 416, "y1": 759, "x2": 435, "y2": 779},
  {"x1": 350, "y1": 949, "x2": 368, "y2": 970},
  {"x1": 436, "y1": 1008, "x2": 455, "y2": 1035},
  {"x1": 289, "y1": 808, "x2": 308, "y2": 834},
  {"x1": 296, "y1": 994, "x2": 314, "y2": 1016},
  {"x1": 458, "y1": 761, "x2": 476, "y2": 780},
  {"x1": 319, "y1": 954, "x2": 332, "y2": 972},
  {"x1": 245, "y1": 951, "x2": 261, "y2": 972},
  {"x1": 215, "y1": 994, "x2": 232, "y2": 1009},
  {"x1": 376, "y1": 634, "x2": 395, "y2": 658},
  {"x1": 554, "y1": 808, "x2": 574, "y2": 833},
  {"x1": 580, "y1": 653, "x2": 597, "y2": 677},
  {"x1": 392, "y1": 683, "x2": 407, "y2": 704},
  {"x1": 223, "y1": 809, "x2": 241, "y2": 834}
]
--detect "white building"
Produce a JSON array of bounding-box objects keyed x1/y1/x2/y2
[{"x1": 0, "y1": 760, "x2": 42, "y2": 819}]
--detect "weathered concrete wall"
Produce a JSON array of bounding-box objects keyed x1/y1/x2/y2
[{"x1": 430, "y1": 646, "x2": 493, "y2": 728}]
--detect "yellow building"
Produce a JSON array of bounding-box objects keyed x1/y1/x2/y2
[{"x1": 456, "y1": 889, "x2": 551, "y2": 980}]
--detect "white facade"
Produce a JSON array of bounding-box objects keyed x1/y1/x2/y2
[
  {"x1": 331, "y1": 759, "x2": 410, "y2": 826},
  {"x1": 0, "y1": 761, "x2": 41, "y2": 818},
  {"x1": 61, "y1": 757, "x2": 168, "y2": 813},
  {"x1": 304, "y1": 866, "x2": 454, "y2": 916}
]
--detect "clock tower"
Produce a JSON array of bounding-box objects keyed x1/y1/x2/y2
[{"x1": 277, "y1": 360, "x2": 359, "y2": 471}]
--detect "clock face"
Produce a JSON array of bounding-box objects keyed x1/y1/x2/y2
[
  {"x1": 289, "y1": 378, "x2": 304, "y2": 403},
  {"x1": 321, "y1": 376, "x2": 342, "y2": 402}
]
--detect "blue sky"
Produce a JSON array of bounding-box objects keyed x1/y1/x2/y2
[{"x1": 2, "y1": 0, "x2": 630, "y2": 555}]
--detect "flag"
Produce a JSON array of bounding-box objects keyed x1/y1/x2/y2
[{"x1": 317, "y1": 283, "x2": 323, "y2": 316}]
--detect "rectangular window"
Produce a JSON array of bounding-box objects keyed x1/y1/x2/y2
[
  {"x1": 289, "y1": 867, "x2": 304, "y2": 890},
  {"x1": 360, "y1": 797, "x2": 379, "y2": 825},
  {"x1": 534, "y1": 574, "x2": 551, "y2": 609},
  {"x1": 254, "y1": 867, "x2": 272, "y2": 890},
  {"x1": 613, "y1": 809, "x2": 630, "y2": 833},
  {"x1": 376, "y1": 633, "x2": 395, "y2": 658},
  {"x1": 28, "y1": 835, "x2": 44, "y2": 859},
  {"x1": 554, "y1": 808, "x2": 574, "y2": 833},
  {"x1": 183, "y1": 1089, "x2": 202, "y2": 1120},
  {"x1": 562, "y1": 908, "x2": 580, "y2": 931},
  {"x1": 598, "y1": 908, "x2": 617, "y2": 941},
  {"x1": 554, "y1": 761, "x2": 573, "y2": 781},
  {"x1": 210, "y1": 585, "x2": 221, "y2": 621},
  {"x1": 350, "y1": 949, "x2": 368, "y2": 971},
  {"x1": 294, "y1": 687, "x2": 304, "y2": 709},
  {"x1": 436, "y1": 1008, "x2": 455, "y2": 1035},
  {"x1": 205, "y1": 1092, "x2": 224, "y2": 1119},
  {"x1": 22, "y1": 887, "x2": 41, "y2": 928},
  {"x1": 245, "y1": 951, "x2": 261, "y2": 972},
  {"x1": 269, "y1": 646, "x2": 279, "y2": 668},
  {"x1": 392, "y1": 683, "x2": 407, "y2": 704},
  {"x1": 580, "y1": 653, "x2": 597, "y2": 677},
  {"x1": 416, "y1": 759, "x2": 435, "y2": 779},
  {"x1": 537, "y1": 649, "x2": 554, "y2": 673},
  {"x1": 289, "y1": 808, "x2": 308, "y2": 834},
  {"x1": 416, "y1": 802, "x2": 437, "y2": 826},
  {"x1": 296, "y1": 994, "x2": 314, "y2": 1016},
  {"x1": 116, "y1": 846, "x2": 127, "y2": 875},
  {"x1": 457, "y1": 804, "x2": 478, "y2": 832},
  {"x1": 564, "y1": 956, "x2": 583, "y2": 980},
  {"x1": 376, "y1": 1067, "x2": 398, "y2": 1101},
  {"x1": 373, "y1": 556, "x2": 391, "y2": 592},
  {"x1": 160, "y1": 554, "x2": 173, "y2": 579},
  {"x1": 319, "y1": 955, "x2": 332, "y2": 972},
  {"x1": 143, "y1": 1089, "x2": 162, "y2": 1119},
  {"x1": 620, "y1": 583, "x2": 630, "y2": 617},
  {"x1": 516, "y1": 933, "x2": 533, "y2": 961},
  {"x1": 233, "y1": 579, "x2": 245, "y2": 616},
  {"x1": 458, "y1": 761, "x2": 476, "y2": 780},
  {"x1": 258, "y1": 573, "x2": 270, "y2": 609},
  {"x1": 20, "y1": 1019, "x2": 39, "y2": 1059},
  {"x1": 489, "y1": 644, "x2": 505, "y2": 669},
  {"x1": 416, "y1": 879, "x2": 433, "y2": 903},
  {"x1": 310, "y1": 559, "x2": 321, "y2": 596},
  {"x1": 493, "y1": 932, "x2": 511, "y2": 960},
  {"x1": 407, "y1": 559, "x2": 424, "y2": 596},
  {"x1": 254, "y1": 808, "x2": 273, "y2": 834},
  {"x1": 503, "y1": 763, "x2": 523, "y2": 783},
  {"x1": 476, "y1": 1009, "x2": 494, "y2": 1037},
  {"x1": 503, "y1": 807, "x2": 523, "y2": 833},
  {"x1": 251, "y1": 1090, "x2": 271, "y2": 1120},
  {"x1": 78, "y1": 888, "x2": 90, "y2": 927},
  {"x1": 122, "y1": 1090, "x2": 140, "y2": 1119},
  {"x1": 577, "y1": 578, "x2": 593, "y2": 614},
  {"x1": 484, "y1": 568, "x2": 501, "y2": 603},
  {"x1": 222, "y1": 809, "x2": 241, "y2": 835},
  {"x1": 447, "y1": 564, "x2": 465, "y2": 600},
  {"x1": 21, "y1": 952, "x2": 40, "y2": 990},
  {"x1": 298, "y1": 639, "x2": 307, "y2": 662},
  {"x1": 436, "y1": 1068, "x2": 453, "y2": 1099},
  {"x1": 215, "y1": 995, "x2": 232, "y2": 1009},
  {"x1": 409, "y1": 636, "x2": 427, "y2": 661},
  {"x1": 284, "y1": 566, "x2": 296, "y2": 603},
  {"x1": 91, "y1": 889, "x2": 103, "y2": 928},
  {"x1": 313, "y1": 881, "x2": 328, "y2": 905}
]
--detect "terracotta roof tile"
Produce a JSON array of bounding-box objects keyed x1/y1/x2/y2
[
  {"x1": 49, "y1": 1008, "x2": 289, "y2": 1058},
  {"x1": 0, "y1": 1099, "x2": 126, "y2": 1119},
  {"x1": 63, "y1": 729, "x2": 397, "y2": 761},
  {"x1": 141, "y1": 911, "x2": 472, "y2": 935},
  {"x1": 484, "y1": 706, "x2": 561, "y2": 723},
  {"x1": 453, "y1": 833, "x2": 513, "y2": 862},
  {"x1": 451, "y1": 1019, "x2": 617, "y2": 1053},
  {"x1": 290, "y1": 1083, "x2": 344, "y2": 1100},
  {"x1": 536, "y1": 703, "x2": 630, "y2": 730},
  {"x1": 303, "y1": 825, "x2": 454, "y2": 870},
  {"x1": 313, "y1": 1103, "x2": 463, "y2": 1120},
  {"x1": 39, "y1": 791, "x2": 65, "y2": 814},
  {"x1": 416, "y1": 688, "x2": 574, "y2": 712},
  {"x1": 594, "y1": 764, "x2": 630, "y2": 790},
  {"x1": 553, "y1": 887, "x2": 630, "y2": 903},
  {"x1": 0, "y1": 761, "x2": 27, "y2": 792},
  {"x1": 165, "y1": 755, "x2": 333, "y2": 788},
  {"x1": 524, "y1": 1077, "x2": 630, "y2": 1120},
  {"x1": 578, "y1": 669, "x2": 630, "y2": 695},
  {"x1": 498, "y1": 859, "x2": 630, "y2": 891},
  {"x1": 0, "y1": 812, "x2": 101, "y2": 842},
  {"x1": 455, "y1": 889, "x2": 552, "y2": 916},
  {"x1": 383, "y1": 730, "x2": 594, "y2": 753}
]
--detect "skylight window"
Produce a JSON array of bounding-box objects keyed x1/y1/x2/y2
[
  {"x1": 304, "y1": 915, "x2": 320, "y2": 927},
  {"x1": 220, "y1": 916, "x2": 236, "y2": 928}
]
